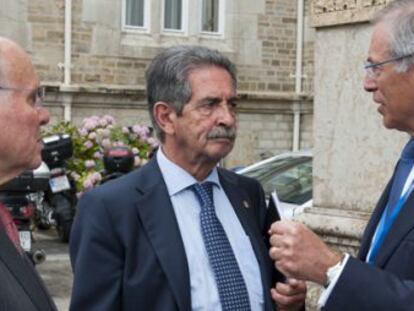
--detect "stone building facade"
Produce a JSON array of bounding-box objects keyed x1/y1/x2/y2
[{"x1": 0, "y1": 0, "x2": 314, "y2": 167}]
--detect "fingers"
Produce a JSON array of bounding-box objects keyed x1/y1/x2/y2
[
  {"x1": 268, "y1": 220, "x2": 296, "y2": 235},
  {"x1": 271, "y1": 280, "x2": 307, "y2": 310},
  {"x1": 274, "y1": 279, "x2": 306, "y2": 297}
]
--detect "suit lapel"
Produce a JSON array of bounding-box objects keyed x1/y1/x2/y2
[
  {"x1": 359, "y1": 160, "x2": 414, "y2": 267},
  {"x1": 358, "y1": 179, "x2": 392, "y2": 260},
  {"x1": 0, "y1": 228, "x2": 54, "y2": 310},
  {"x1": 134, "y1": 159, "x2": 191, "y2": 311},
  {"x1": 375, "y1": 189, "x2": 414, "y2": 266},
  {"x1": 219, "y1": 171, "x2": 274, "y2": 310}
]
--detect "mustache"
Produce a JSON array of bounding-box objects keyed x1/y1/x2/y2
[{"x1": 207, "y1": 126, "x2": 236, "y2": 140}]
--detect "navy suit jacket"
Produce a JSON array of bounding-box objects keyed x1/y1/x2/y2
[
  {"x1": 70, "y1": 157, "x2": 282, "y2": 311},
  {"x1": 324, "y1": 164, "x2": 414, "y2": 310},
  {"x1": 0, "y1": 228, "x2": 56, "y2": 311}
]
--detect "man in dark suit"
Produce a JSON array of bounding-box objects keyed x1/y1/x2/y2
[
  {"x1": 70, "y1": 45, "x2": 306, "y2": 311},
  {"x1": 269, "y1": 1, "x2": 414, "y2": 310},
  {"x1": 0, "y1": 37, "x2": 56, "y2": 310}
]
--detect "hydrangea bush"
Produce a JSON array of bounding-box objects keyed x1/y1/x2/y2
[{"x1": 44, "y1": 115, "x2": 159, "y2": 197}]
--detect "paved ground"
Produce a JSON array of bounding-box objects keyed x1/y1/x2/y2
[{"x1": 33, "y1": 229, "x2": 72, "y2": 311}]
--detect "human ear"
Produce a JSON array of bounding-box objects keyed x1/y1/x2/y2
[{"x1": 153, "y1": 102, "x2": 177, "y2": 136}]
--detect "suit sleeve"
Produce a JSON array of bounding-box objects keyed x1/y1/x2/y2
[
  {"x1": 69, "y1": 191, "x2": 124, "y2": 311},
  {"x1": 324, "y1": 256, "x2": 414, "y2": 311}
]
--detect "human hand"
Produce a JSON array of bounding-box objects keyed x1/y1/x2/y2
[
  {"x1": 271, "y1": 278, "x2": 306, "y2": 311},
  {"x1": 269, "y1": 220, "x2": 341, "y2": 285}
]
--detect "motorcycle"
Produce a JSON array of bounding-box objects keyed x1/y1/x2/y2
[
  {"x1": 101, "y1": 146, "x2": 135, "y2": 184},
  {"x1": 40, "y1": 133, "x2": 77, "y2": 243},
  {"x1": 0, "y1": 163, "x2": 50, "y2": 264}
]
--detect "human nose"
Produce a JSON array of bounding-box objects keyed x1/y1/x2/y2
[
  {"x1": 38, "y1": 106, "x2": 50, "y2": 126},
  {"x1": 363, "y1": 71, "x2": 377, "y2": 92},
  {"x1": 216, "y1": 103, "x2": 236, "y2": 127}
]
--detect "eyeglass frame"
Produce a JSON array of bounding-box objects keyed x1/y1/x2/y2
[
  {"x1": 363, "y1": 53, "x2": 414, "y2": 78},
  {"x1": 0, "y1": 85, "x2": 46, "y2": 107}
]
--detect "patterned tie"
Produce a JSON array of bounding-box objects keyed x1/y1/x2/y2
[
  {"x1": 192, "y1": 182, "x2": 251, "y2": 311},
  {"x1": 0, "y1": 203, "x2": 22, "y2": 253}
]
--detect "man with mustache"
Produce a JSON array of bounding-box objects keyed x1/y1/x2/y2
[
  {"x1": 70, "y1": 45, "x2": 306, "y2": 311},
  {"x1": 0, "y1": 37, "x2": 56, "y2": 310}
]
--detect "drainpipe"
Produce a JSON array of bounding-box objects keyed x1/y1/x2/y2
[
  {"x1": 62, "y1": 0, "x2": 72, "y2": 121},
  {"x1": 293, "y1": 0, "x2": 304, "y2": 152}
]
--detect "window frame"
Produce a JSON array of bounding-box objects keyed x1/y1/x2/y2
[
  {"x1": 161, "y1": 0, "x2": 188, "y2": 35},
  {"x1": 122, "y1": 0, "x2": 150, "y2": 33},
  {"x1": 200, "y1": 0, "x2": 225, "y2": 37}
]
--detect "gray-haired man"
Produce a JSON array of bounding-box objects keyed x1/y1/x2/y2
[
  {"x1": 70, "y1": 45, "x2": 306, "y2": 311},
  {"x1": 269, "y1": 1, "x2": 414, "y2": 310}
]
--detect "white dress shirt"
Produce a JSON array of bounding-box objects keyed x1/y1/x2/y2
[{"x1": 157, "y1": 149, "x2": 264, "y2": 311}]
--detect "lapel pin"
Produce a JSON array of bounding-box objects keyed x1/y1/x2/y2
[{"x1": 243, "y1": 200, "x2": 249, "y2": 208}]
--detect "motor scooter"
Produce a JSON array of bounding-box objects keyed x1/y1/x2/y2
[
  {"x1": 0, "y1": 163, "x2": 49, "y2": 264},
  {"x1": 101, "y1": 146, "x2": 135, "y2": 184},
  {"x1": 40, "y1": 133, "x2": 77, "y2": 242}
]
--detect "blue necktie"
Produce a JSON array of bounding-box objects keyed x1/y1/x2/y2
[
  {"x1": 387, "y1": 138, "x2": 414, "y2": 211},
  {"x1": 368, "y1": 138, "x2": 414, "y2": 263},
  {"x1": 192, "y1": 182, "x2": 251, "y2": 311}
]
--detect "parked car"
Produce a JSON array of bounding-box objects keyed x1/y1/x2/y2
[{"x1": 237, "y1": 150, "x2": 312, "y2": 219}]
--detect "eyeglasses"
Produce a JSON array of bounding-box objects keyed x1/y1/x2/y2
[
  {"x1": 364, "y1": 53, "x2": 414, "y2": 78},
  {"x1": 0, "y1": 85, "x2": 46, "y2": 107}
]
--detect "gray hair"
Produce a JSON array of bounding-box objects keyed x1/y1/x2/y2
[
  {"x1": 374, "y1": 0, "x2": 414, "y2": 72},
  {"x1": 145, "y1": 45, "x2": 237, "y2": 141}
]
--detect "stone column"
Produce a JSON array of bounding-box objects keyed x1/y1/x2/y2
[{"x1": 300, "y1": 0, "x2": 408, "y2": 309}]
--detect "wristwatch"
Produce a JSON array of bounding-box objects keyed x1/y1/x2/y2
[{"x1": 325, "y1": 254, "x2": 346, "y2": 287}]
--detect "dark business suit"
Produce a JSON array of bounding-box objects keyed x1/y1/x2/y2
[
  {"x1": 324, "y1": 166, "x2": 414, "y2": 311},
  {"x1": 70, "y1": 157, "x2": 282, "y2": 311},
  {"x1": 0, "y1": 228, "x2": 56, "y2": 311}
]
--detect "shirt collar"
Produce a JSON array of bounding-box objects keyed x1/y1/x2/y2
[{"x1": 156, "y1": 147, "x2": 221, "y2": 196}]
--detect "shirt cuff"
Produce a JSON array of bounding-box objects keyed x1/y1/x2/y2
[{"x1": 317, "y1": 253, "x2": 350, "y2": 309}]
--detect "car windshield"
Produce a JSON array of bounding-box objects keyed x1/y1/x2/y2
[{"x1": 242, "y1": 156, "x2": 312, "y2": 205}]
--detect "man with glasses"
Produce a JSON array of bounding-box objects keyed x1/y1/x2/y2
[
  {"x1": 268, "y1": 1, "x2": 414, "y2": 310},
  {"x1": 0, "y1": 37, "x2": 55, "y2": 310}
]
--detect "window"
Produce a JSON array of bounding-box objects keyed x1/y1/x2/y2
[
  {"x1": 202, "y1": 0, "x2": 219, "y2": 32},
  {"x1": 123, "y1": 0, "x2": 148, "y2": 30},
  {"x1": 201, "y1": 0, "x2": 224, "y2": 35},
  {"x1": 164, "y1": 0, "x2": 183, "y2": 30}
]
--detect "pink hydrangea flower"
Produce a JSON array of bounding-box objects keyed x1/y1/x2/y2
[
  {"x1": 99, "y1": 118, "x2": 108, "y2": 127},
  {"x1": 84, "y1": 160, "x2": 96, "y2": 169},
  {"x1": 103, "y1": 115, "x2": 115, "y2": 125},
  {"x1": 79, "y1": 128, "x2": 88, "y2": 137},
  {"x1": 88, "y1": 132, "x2": 97, "y2": 140},
  {"x1": 93, "y1": 151, "x2": 103, "y2": 159},
  {"x1": 82, "y1": 178, "x2": 94, "y2": 190},
  {"x1": 83, "y1": 140, "x2": 94, "y2": 149},
  {"x1": 93, "y1": 172, "x2": 102, "y2": 182},
  {"x1": 147, "y1": 137, "x2": 159, "y2": 148},
  {"x1": 102, "y1": 138, "x2": 111, "y2": 149},
  {"x1": 102, "y1": 129, "x2": 111, "y2": 138}
]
